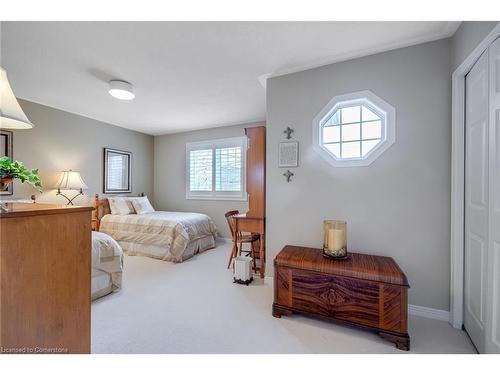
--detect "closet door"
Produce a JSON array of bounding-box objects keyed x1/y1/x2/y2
[
  {"x1": 486, "y1": 36, "x2": 500, "y2": 354},
  {"x1": 464, "y1": 50, "x2": 489, "y2": 353}
]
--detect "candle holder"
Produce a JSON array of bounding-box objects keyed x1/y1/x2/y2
[{"x1": 323, "y1": 220, "x2": 348, "y2": 260}]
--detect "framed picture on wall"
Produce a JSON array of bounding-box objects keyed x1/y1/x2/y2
[
  {"x1": 103, "y1": 148, "x2": 132, "y2": 194},
  {"x1": 0, "y1": 130, "x2": 14, "y2": 196},
  {"x1": 279, "y1": 141, "x2": 299, "y2": 168}
]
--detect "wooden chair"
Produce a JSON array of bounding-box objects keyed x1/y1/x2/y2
[{"x1": 225, "y1": 210, "x2": 260, "y2": 270}]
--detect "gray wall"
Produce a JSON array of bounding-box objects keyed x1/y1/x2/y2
[
  {"x1": 3, "y1": 99, "x2": 154, "y2": 205},
  {"x1": 154, "y1": 123, "x2": 263, "y2": 238},
  {"x1": 451, "y1": 21, "x2": 498, "y2": 71},
  {"x1": 266, "y1": 39, "x2": 452, "y2": 310},
  {"x1": 8, "y1": 23, "x2": 499, "y2": 311}
]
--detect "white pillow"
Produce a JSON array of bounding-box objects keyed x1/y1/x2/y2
[
  {"x1": 131, "y1": 196, "x2": 155, "y2": 214},
  {"x1": 108, "y1": 197, "x2": 135, "y2": 215}
]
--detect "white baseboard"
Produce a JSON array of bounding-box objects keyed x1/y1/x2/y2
[
  {"x1": 221, "y1": 247, "x2": 450, "y2": 323},
  {"x1": 262, "y1": 274, "x2": 451, "y2": 322},
  {"x1": 408, "y1": 304, "x2": 450, "y2": 322},
  {"x1": 217, "y1": 236, "x2": 232, "y2": 243}
]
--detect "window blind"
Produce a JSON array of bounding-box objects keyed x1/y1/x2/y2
[
  {"x1": 215, "y1": 146, "x2": 241, "y2": 192},
  {"x1": 189, "y1": 149, "x2": 213, "y2": 191},
  {"x1": 107, "y1": 154, "x2": 128, "y2": 190},
  {"x1": 186, "y1": 136, "x2": 246, "y2": 200}
]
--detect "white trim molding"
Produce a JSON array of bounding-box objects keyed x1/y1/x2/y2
[
  {"x1": 259, "y1": 22, "x2": 461, "y2": 85},
  {"x1": 450, "y1": 22, "x2": 500, "y2": 329},
  {"x1": 263, "y1": 274, "x2": 451, "y2": 322},
  {"x1": 217, "y1": 236, "x2": 232, "y2": 244},
  {"x1": 408, "y1": 305, "x2": 450, "y2": 322}
]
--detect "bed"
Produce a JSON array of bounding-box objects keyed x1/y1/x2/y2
[
  {"x1": 91, "y1": 231, "x2": 123, "y2": 300},
  {"x1": 94, "y1": 193, "x2": 218, "y2": 262}
]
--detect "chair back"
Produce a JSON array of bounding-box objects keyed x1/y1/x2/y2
[{"x1": 224, "y1": 210, "x2": 239, "y2": 239}]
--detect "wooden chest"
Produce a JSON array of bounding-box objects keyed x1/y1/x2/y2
[{"x1": 273, "y1": 245, "x2": 410, "y2": 350}]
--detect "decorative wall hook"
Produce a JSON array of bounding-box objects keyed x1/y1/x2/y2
[
  {"x1": 283, "y1": 126, "x2": 294, "y2": 139},
  {"x1": 283, "y1": 170, "x2": 294, "y2": 182}
]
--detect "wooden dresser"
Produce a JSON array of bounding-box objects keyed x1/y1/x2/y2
[
  {"x1": 273, "y1": 245, "x2": 410, "y2": 350},
  {"x1": 233, "y1": 125, "x2": 266, "y2": 277},
  {"x1": 0, "y1": 203, "x2": 93, "y2": 354}
]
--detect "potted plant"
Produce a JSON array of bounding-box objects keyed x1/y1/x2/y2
[{"x1": 0, "y1": 156, "x2": 42, "y2": 192}]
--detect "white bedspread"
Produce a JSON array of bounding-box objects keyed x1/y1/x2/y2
[
  {"x1": 99, "y1": 211, "x2": 217, "y2": 262},
  {"x1": 91, "y1": 231, "x2": 123, "y2": 300}
]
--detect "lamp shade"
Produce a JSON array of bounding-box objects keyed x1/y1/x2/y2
[
  {"x1": 0, "y1": 67, "x2": 34, "y2": 129},
  {"x1": 55, "y1": 170, "x2": 88, "y2": 191}
]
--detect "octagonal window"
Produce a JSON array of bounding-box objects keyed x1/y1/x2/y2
[{"x1": 312, "y1": 91, "x2": 395, "y2": 167}]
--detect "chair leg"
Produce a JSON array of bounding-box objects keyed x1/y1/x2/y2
[
  {"x1": 251, "y1": 238, "x2": 260, "y2": 256},
  {"x1": 254, "y1": 250, "x2": 258, "y2": 273},
  {"x1": 227, "y1": 241, "x2": 237, "y2": 269},
  {"x1": 251, "y1": 240, "x2": 258, "y2": 273},
  {"x1": 239, "y1": 242, "x2": 247, "y2": 257}
]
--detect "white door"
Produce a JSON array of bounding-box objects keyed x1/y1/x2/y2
[
  {"x1": 464, "y1": 50, "x2": 489, "y2": 353},
  {"x1": 486, "y1": 36, "x2": 500, "y2": 353}
]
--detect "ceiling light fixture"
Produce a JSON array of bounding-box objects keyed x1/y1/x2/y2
[{"x1": 108, "y1": 80, "x2": 135, "y2": 100}]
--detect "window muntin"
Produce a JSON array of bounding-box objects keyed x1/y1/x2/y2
[
  {"x1": 321, "y1": 104, "x2": 384, "y2": 160},
  {"x1": 186, "y1": 137, "x2": 246, "y2": 200}
]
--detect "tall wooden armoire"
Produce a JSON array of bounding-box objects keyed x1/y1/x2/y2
[{"x1": 233, "y1": 125, "x2": 266, "y2": 277}]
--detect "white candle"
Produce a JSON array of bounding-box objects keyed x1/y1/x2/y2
[{"x1": 327, "y1": 228, "x2": 345, "y2": 251}]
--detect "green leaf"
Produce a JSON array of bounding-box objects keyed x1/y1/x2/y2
[{"x1": 0, "y1": 158, "x2": 43, "y2": 191}]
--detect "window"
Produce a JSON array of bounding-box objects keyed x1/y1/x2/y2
[
  {"x1": 103, "y1": 148, "x2": 132, "y2": 193},
  {"x1": 312, "y1": 90, "x2": 395, "y2": 167},
  {"x1": 186, "y1": 137, "x2": 246, "y2": 200}
]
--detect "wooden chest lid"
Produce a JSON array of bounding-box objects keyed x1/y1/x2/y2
[{"x1": 275, "y1": 245, "x2": 409, "y2": 287}]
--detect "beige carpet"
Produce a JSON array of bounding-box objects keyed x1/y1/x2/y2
[{"x1": 91, "y1": 240, "x2": 475, "y2": 354}]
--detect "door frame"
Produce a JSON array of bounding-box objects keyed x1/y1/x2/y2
[{"x1": 451, "y1": 22, "x2": 500, "y2": 329}]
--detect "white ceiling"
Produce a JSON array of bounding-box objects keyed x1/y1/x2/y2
[{"x1": 0, "y1": 21, "x2": 459, "y2": 135}]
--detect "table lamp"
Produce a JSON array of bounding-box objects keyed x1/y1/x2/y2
[
  {"x1": 55, "y1": 170, "x2": 88, "y2": 205},
  {"x1": 1, "y1": 67, "x2": 34, "y2": 129},
  {"x1": 1, "y1": 67, "x2": 35, "y2": 212}
]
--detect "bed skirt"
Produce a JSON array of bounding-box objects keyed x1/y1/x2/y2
[
  {"x1": 118, "y1": 234, "x2": 216, "y2": 262},
  {"x1": 92, "y1": 269, "x2": 122, "y2": 300},
  {"x1": 91, "y1": 231, "x2": 124, "y2": 301}
]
